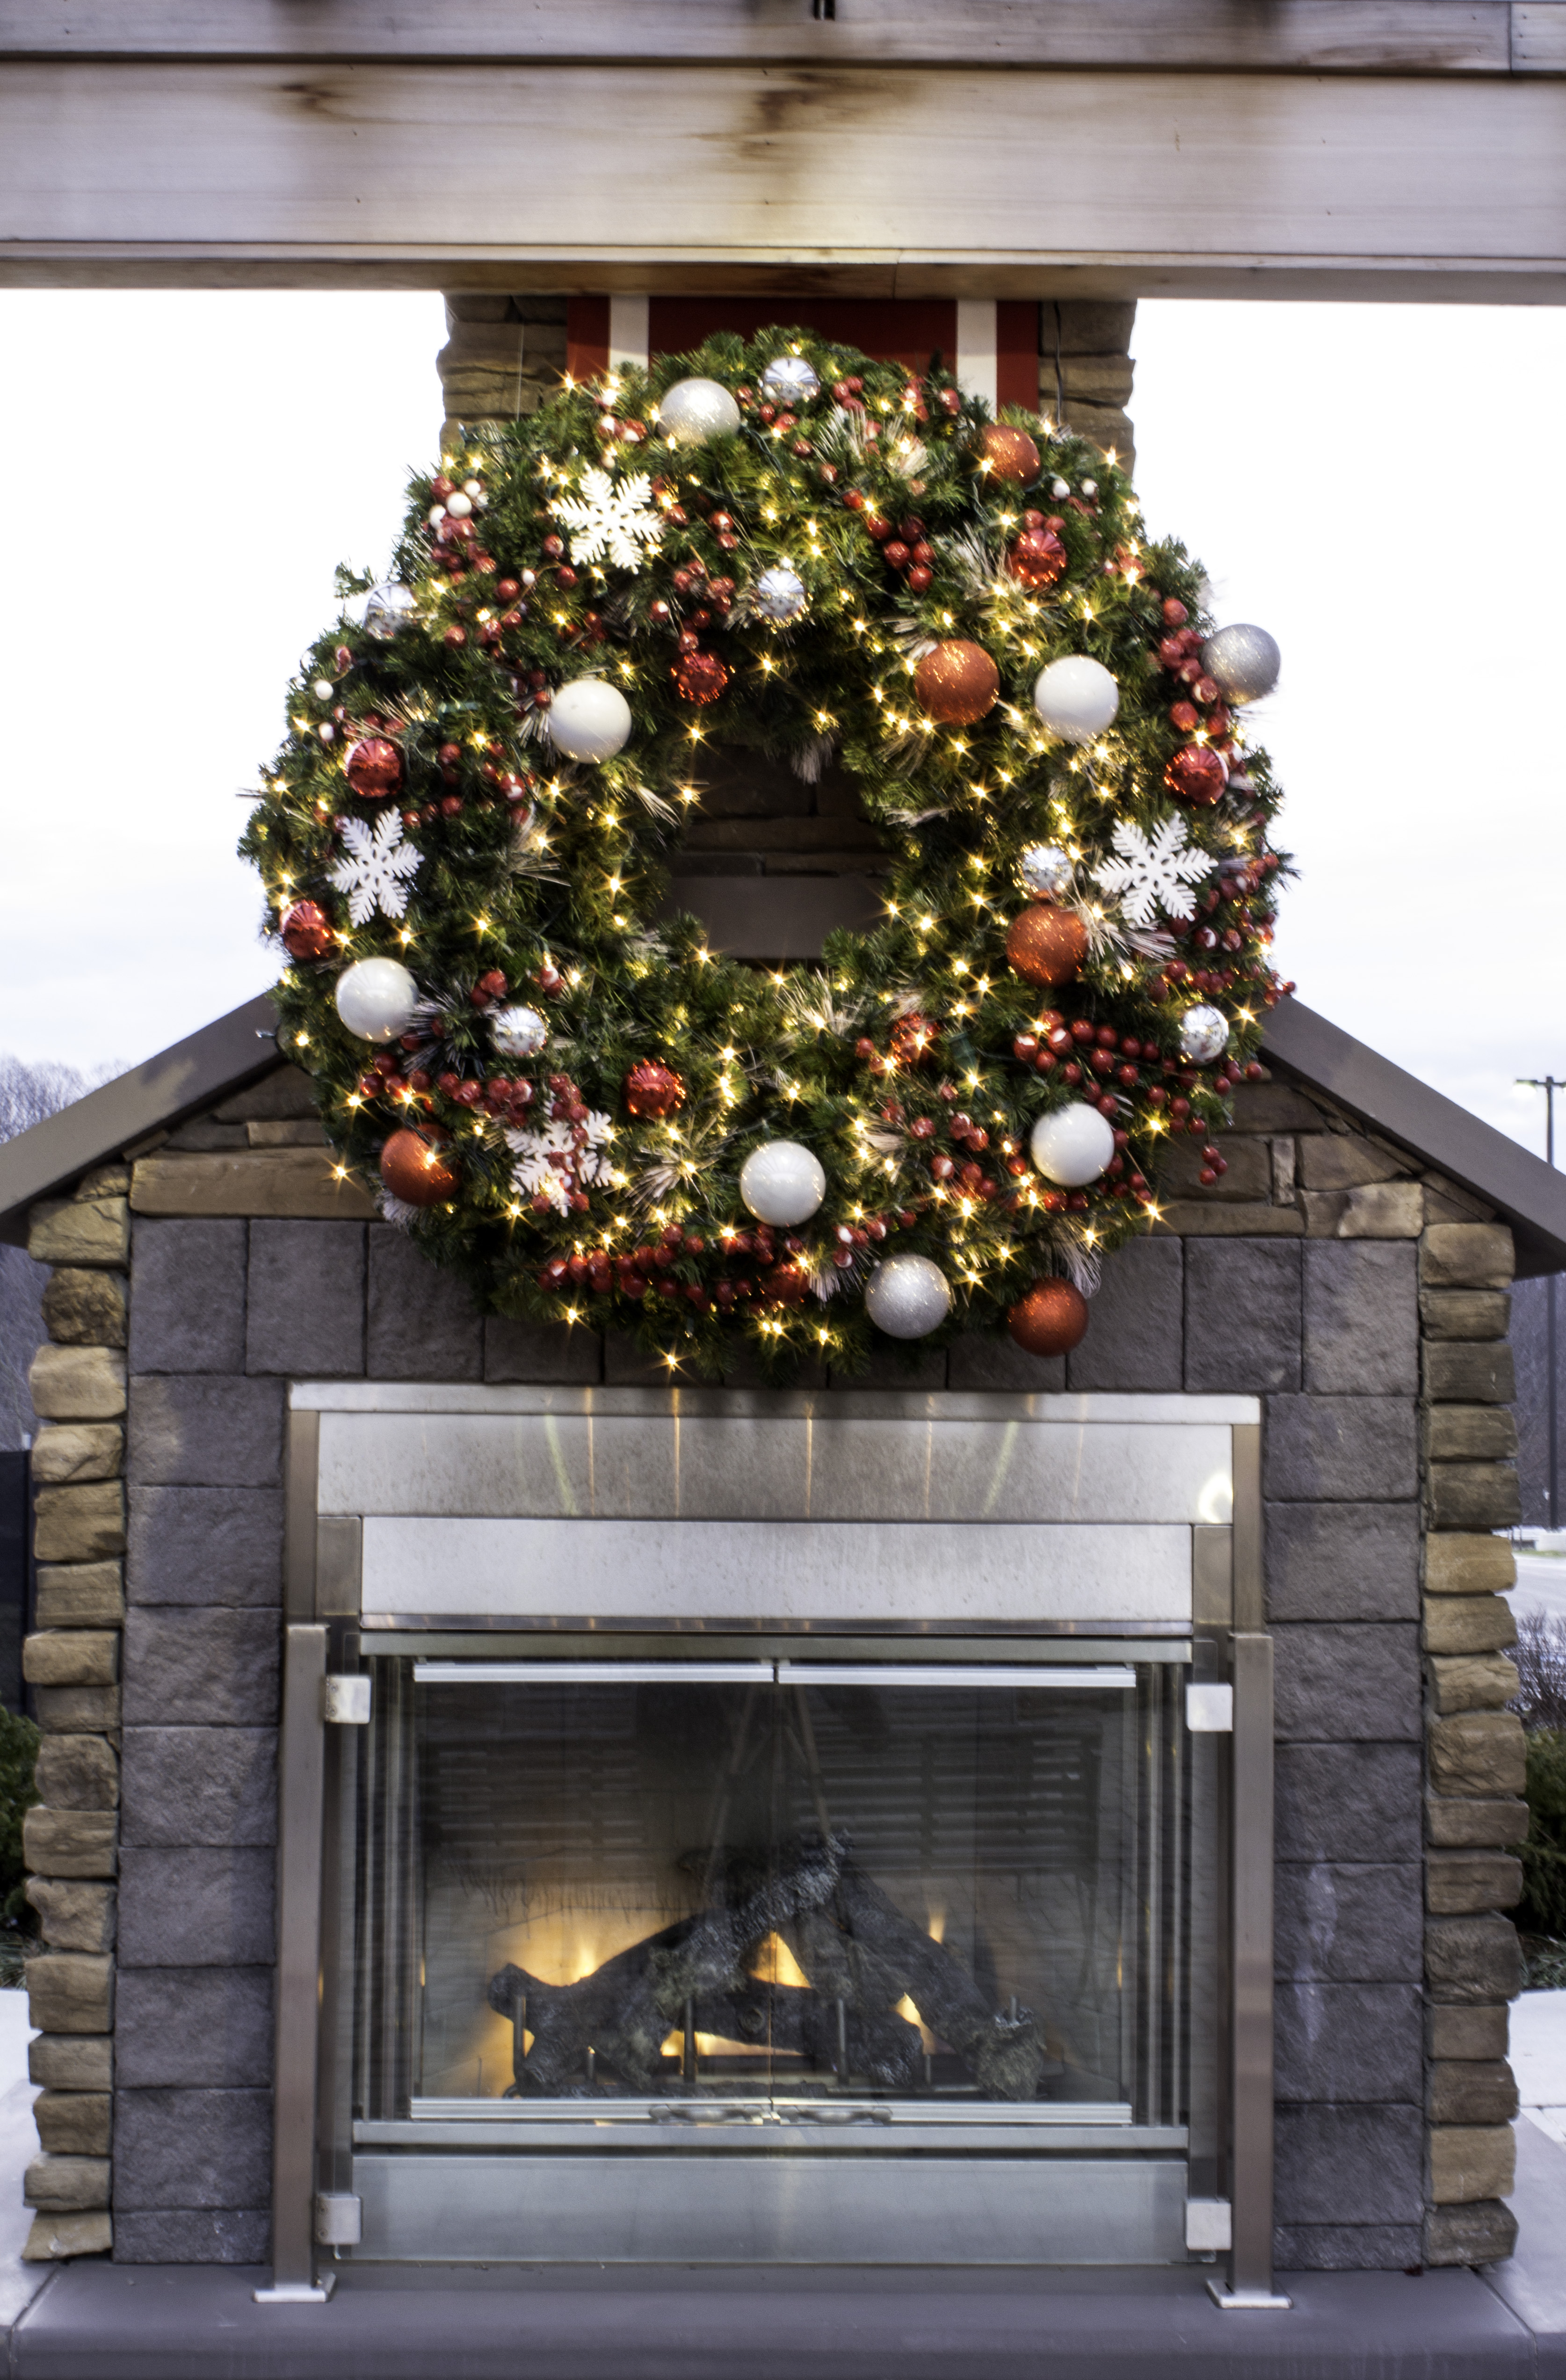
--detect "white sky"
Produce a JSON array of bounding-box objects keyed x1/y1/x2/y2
[{"x1": 1, "y1": 290, "x2": 1563, "y2": 1158}]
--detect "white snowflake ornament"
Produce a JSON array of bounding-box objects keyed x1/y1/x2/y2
[
  {"x1": 328, "y1": 811, "x2": 422, "y2": 926},
  {"x1": 550, "y1": 470, "x2": 663, "y2": 572},
  {"x1": 505, "y1": 1109, "x2": 614, "y2": 1213},
  {"x1": 1092, "y1": 818, "x2": 1209, "y2": 928}
]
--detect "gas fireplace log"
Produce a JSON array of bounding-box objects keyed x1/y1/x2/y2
[{"x1": 690, "y1": 1978, "x2": 925, "y2": 2091}]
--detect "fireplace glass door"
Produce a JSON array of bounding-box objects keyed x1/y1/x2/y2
[{"x1": 352, "y1": 1655, "x2": 1189, "y2": 2132}]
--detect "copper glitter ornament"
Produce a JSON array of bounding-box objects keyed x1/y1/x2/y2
[
  {"x1": 379, "y1": 1128, "x2": 460, "y2": 1207},
  {"x1": 888, "y1": 1013, "x2": 939, "y2": 1067},
  {"x1": 279, "y1": 900, "x2": 332, "y2": 959},
  {"x1": 623, "y1": 1059, "x2": 685, "y2": 1119},
  {"x1": 1164, "y1": 746, "x2": 1228, "y2": 806},
  {"x1": 1008, "y1": 1277, "x2": 1089, "y2": 1357},
  {"x1": 912, "y1": 639, "x2": 999, "y2": 727},
  {"x1": 344, "y1": 736, "x2": 403, "y2": 799},
  {"x1": 673, "y1": 651, "x2": 729, "y2": 706},
  {"x1": 1007, "y1": 528, "x2": 1066, "y2": 589},
  {"x1": 1005, "y1": 905, "x2": 1088, "y2": 987},
  {"x1": 979, "y1": 425, "x2": 1042, "y2": 485}
]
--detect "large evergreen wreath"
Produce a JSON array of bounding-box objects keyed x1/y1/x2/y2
[{"x1": 241, "y1": 329, "x2": 1290, "y2": 1376}]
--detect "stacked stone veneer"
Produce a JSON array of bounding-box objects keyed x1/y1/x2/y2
[{"x1": 14, "y1": 1059, "x2": 1526, "y2": 2271}]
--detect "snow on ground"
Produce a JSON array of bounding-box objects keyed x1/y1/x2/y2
[
  {"x1": 1509, "y1": 1551, "x2": 1566, "y2": 1626},
  {"x1": 1513, "y1": 1989, "x2": 1566, "y2": 2151},
  {"x1": 0, "y1": 1988, "x2": 45, "y2": 2323}
]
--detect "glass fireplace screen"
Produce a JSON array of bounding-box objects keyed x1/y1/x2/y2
[{"x1": 353, "y1": 1658, "x2": 1189, "y2": 2127}]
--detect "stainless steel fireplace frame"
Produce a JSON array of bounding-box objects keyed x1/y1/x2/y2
[{"x1": 268, "y1": 1387, "x2": 1272, "y2": 2292}]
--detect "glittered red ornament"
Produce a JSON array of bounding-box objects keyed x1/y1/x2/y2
[
  {"x1": 379, "y1": 1128, "x2": 460, "y2": 1208},
  {"x1": 979, "y1": 424, "x2": 1042, "y2": 484},
  {"x1": 1005, "y1": 905, "x2": 1088, "y2": 987},
  {"x1": 889, "y1": 1013, "x2": 939, "y2": 1066},
  {"x1": 279, "y1": 900, "x2": 332, "y2": 960},
  {"x1": 623, "y1": 1059, "x2": 685, "y2": 1120},
  {"x1": 1164, "y1": 746, "x2": 1228, "y2": 806},
  {"x1": 673, "y1": 652, "x2": 729, "y2": 706},
  {"x1": 344, "y1": 736, "x2": 403, "y2": 799},
  {"x1": 912, "y1": 639, "x2": 999, "y2": 727},
  {"x1": 759, "y1": 1262, "x2": 810, "y2": 1308},
  {"x1": 1007, "y1": 529, "x2": 1067, "y2": 589},
  {"x1": 1008, "y1": 1278, "x2": 1089, "y2": 1357}
]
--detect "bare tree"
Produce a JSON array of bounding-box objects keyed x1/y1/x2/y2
[{"x1": 0, "y1": 1057, "x2": 109, "y2": 1450}]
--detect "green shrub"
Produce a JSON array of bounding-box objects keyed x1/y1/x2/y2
[
  {"x1": 1519, "y1": 1727, "x2": 1566, "y2": 1941},
  {"x1": 0, "y1": 1707, "x2": 38, "y2": 1932}
]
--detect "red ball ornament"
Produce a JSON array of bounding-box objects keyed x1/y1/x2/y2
[
  {"x1": 1165, "y1": 746, "x2": 1228, "y2": 806},
  {"x1": 673, "y1": 652, "x2": 729, "y2": 706},
  {"x1": 759, "y1": 1262, "x2": 810, "y2": 1309},
  {"x1": 912, "y1": 639, "x2": 1000, "y2": 727},
  {"x1": 344, "y1": 736, "x2": 403, "y2": 799},
  {"x1": 1007, "y1": 529, "x2": 1067, "y2": 589},
  {"x1": 979, "y1": 424, "x2": 1042, "y2": 484},
  {"x1": 379, "y1": 1128, "x2": 460, "y2": 1208},
  {"x1": 889, "y1": 1013, "x2": 939, "y2": 1066},
  {"x1": 1008, "y1": 1277, "x2": 1089, "y2": 1357},
  {"x1": 279, "y1": 900, "x2": 332, "y2": 960},
  {"x1": 623, "y1": 1059, "x2": 685, "y2": 1120},
  {"x1": 1005, "y1": 905, "x2": 1088, "y2": 988}
]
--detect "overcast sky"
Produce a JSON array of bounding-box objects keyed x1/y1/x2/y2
[{"x1": 1, "y1": 291, "x2": 1563, "y2": 1157}]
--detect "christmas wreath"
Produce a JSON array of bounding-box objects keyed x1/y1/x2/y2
[{"x1": 240, "y1": 328, "x2": 1291, "y2": 1376}]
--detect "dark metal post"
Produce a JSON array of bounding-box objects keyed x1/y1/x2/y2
[{"x1": 1518, "y1": 1077, "x2": 1563, "y2": 1528}]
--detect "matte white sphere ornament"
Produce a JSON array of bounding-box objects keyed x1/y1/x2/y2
[
  {"x1": 863, "y1": 1255, "x2": 953, "y2": 1340},
  {"x1": 1032, "y1": 655, "x2": 1120, "y2": 743},
  {"x1": 1017, "y1": 843, "x2": 1073, "y2": 900},
  {"x1": 548, "y1": 678, "x2": 633, "y2": 763},
  {"x1": 443, "y1": 489, "x2": 473, "y2": 519},
  {"x1": 739, "y1": 1139, "x2": 827, "y2": 1228},
  {"x1": 754, "y1": 566, "x2": 808, "y2": 624},
  {"x1": 334, "y1": 958, "x2": 420, "y2": 1045},
  {"x1": 361, "y1": 581, "x2": 417, "y2": 642},
  {"x1": 1201, "y1": 623, "x2": 1281, "y2": 705},
  {"x1": 1179, "y1": 1003, "x2": 1231, "y2": 1065},
  {"x1": 658, "y1": 377, "x2": 742, "y2": 445},
  {"x1": 761, "y1": 355, "x2": 821, "y2": 406},
  {"x1": 491, "y1": 1004, "x2": 549, "y2": 1061},
  {"x1": 1029, "y1": 1101, "x2": 1116, "y2": 1187}
]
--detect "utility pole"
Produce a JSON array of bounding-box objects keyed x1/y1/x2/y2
[{"x1": 1519, "y1": 1076, "x2": 1565, "y2": 1531}]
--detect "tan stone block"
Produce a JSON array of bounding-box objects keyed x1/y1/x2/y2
[
  {"x1": 23, "y1": 1810, "x2": 117, "y2": 1880},
  {"x1": 1300, "y1": 1181, "x2": 1424, "y2": 1237},
  {"x1": 1428, "y1": 2061, "x2": 1518, "y2": 2124},
  {"x1": 1226, "y1": 1084, "x2": 1327, "y2": 1133},
  {"x1": 246, "y1": 1118, "x2": 328, "y2": 1147},
  {"x1": 23, "y1": 1634, "x2": 119, "y2": 1690},
  {"x1": 34, "y1": 1738, "x2": 117, "y2": 1811},
  {"x1": 24, "y1": 2152, "x2": 110, "y2": 2212},
  {"x1": 27, "y1": 1955, "x2": 113, "y2": 2036},
  {"x1": 34, "y1": 1564, "x2": 124, "y2": 1630},
  {"x1": 1150, "y1": 1138, "x2": 1271, "y2": 1202},
  {"x1": 29, "y1": 2037, "x2": 112, "y2": 2091},
  {"x1": 34, "y1": 1687, "x2": 120, "y2": 1734},
  {"x1": 1426, "y1": 1536, "x2": 1516, "y2": 1596},
  {"x1": 1429, "y1": 1711, "x2": 1527, "y2": 1798},
  {"x1": 32, "y1": 2094, "x2": 110, "y2": 2158},
  {"x1": 1428, "y1": 2005, "x2": 1508, "y2": 2061},
  {"x1": 1427, "y1": 1465, "x2": 1520, "y2": 1531},
  {"x1": 27, "y1": 1346, "x2": 125, "y2": 1422},
  {"x1": 1423, "y1": 1596, "x2": 1515, "y2": 1655},
  {"x1": 1426, "y1": 1408, "x2": 1517, "y2": 1462},
  {"x1": 1420, "y1": 1290, "x2": 1511, "y2": 1342},
  {"x1": 40, "y1": 1270, "x2": 126, "y2": 1350},
  {"x1": 1423, "y1": 1173, "x2": 1495, "y2": 1227},
  {"x1": 212, "y1": 1065, "x2": 316, "y2": 1123},
  {"x1": 1150, "y1": 1201, "x2": 1303, "y2": 1237},
  {"x1": 29, "y1": 1426, "x2": 123, "y2": 1488},
  {"x1": 75, "y1": 1165, "x2": 129, "y2": 1200},
  {"x1": 1429, "y1": 2125, "x2": 1515, "y2": 2204},
  {"x1": 1429, "y1": 1654, "x2": 1520, "y2": 1714},
  {"x1": 1298, "y1": 1136, "x2": 1410, "y2": 1191},
  {"x1": 1426, "y1": 1343, "x2": 1515, "y2": 1403},
  {"x1": 1426, "y1": 1796, "x2": 1529, "y2": 1847},
  {"x1": 23, "y1": 2210, "x2": 111, "y2": 2261},
  {"x1": 32, "y1": 1482, "x2": 125, "y2": 1566},
  {"x1": 1421, "y1": 1224, "x2": 1515, "y2": 1290},
  {"x1": 130, "y1": 1147, "x2": 376, "y2": 1220},
  {"x1": 23, "y1": 1882, "x2": 115, "y2": 1955},
  {"x1": 1426, "y1": 1849, "x2": 1522, "y2": 1913},
  {"x1": 27, "y1": 1198, "x2": 129, "y2": 1270}
]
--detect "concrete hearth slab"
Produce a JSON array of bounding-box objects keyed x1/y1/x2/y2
[
  {"x1": 1486, "y1": 2116, "x2": 1566, "y2": 2379},
  {"x1": 6, "y1": 2261, "x2": 1532, "y2": 2380}
]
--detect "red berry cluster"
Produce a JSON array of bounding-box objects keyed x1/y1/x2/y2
[
  {"x1": 591, "y1": 388, "x2": 648, "y2": 448},
  {"x1": 854, "y1": 1012, "x2": 940, "y2": 1073},
  {"x1": 734, "y1": 383, "x2": 811, "y2": 457},
  {"x1": 843, "y1": 493, "x2": 935, "y2": 594}
]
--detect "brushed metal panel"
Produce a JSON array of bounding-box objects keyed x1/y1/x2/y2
[
  {"x1": 296, "y1": 1385, "x2": 1262, "y2": 1423},
  {"x1": 351, "y1": 2151, "x2": 1189, "y2": 2264}
]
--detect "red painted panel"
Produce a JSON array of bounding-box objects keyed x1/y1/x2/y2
[
  {"x1": 996, "y1": 301, "x2": 1041, "y2": 414},
  {"x1": 565, "y1": 294, "x2": 609, "y2": 383},
  {"x1": 647, "y1": 297, "x2": 958, "y2": 377}
]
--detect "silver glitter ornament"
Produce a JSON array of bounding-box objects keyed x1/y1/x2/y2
[
  {"x1": 1179, "y1": 1003, "x2": 1230, "y2": 1064},
  {"x1": 362, "y1": 581, "x2": 417, "y2": 642},
  {"x1": 491, "y1": 1004, "x2": 549, "y2": 1061},
  {"x1": 754, "y1": 566, "x2": 807, "y2": 624},
  {"x1": 1018, "y1": 843, "x2": 1073, "y2": 900},
  {"x1": 1202, "y1": 623, "x2": 1280, "y2": 706},
  {"x1": 863, "y1": 1255, "x2": 952, "y2": 1340},
  {"x1": 761, "y1": 356, "x2": 821, "y2": 406}
]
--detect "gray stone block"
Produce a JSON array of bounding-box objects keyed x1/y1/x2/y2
[
  {"x1": 1184, "y1": 1240, "x2": 1301, "y2": 1393},
  {"x1": 1275, "y1": 1863, "x2": 1423, "y2": 1983},
  {"x1": 1274, "y1": 2103, "x2": 1424, "y2": 2226},
  {"x1": 245, "y1": 1221, "x2": 365, "y2": 1378},
  {"x1": 1272, "y1": 1623, "x2": 1421, "y2": 1741},
  {"x1": 127, "y1": 1487, "x2": 283, "y2": 1607},
  {"x1": 122, "y1": 1611, "x2": 279, "y2": 1728},
  {"x1": 1276, "y1": 1743, "x2": 1422, "y2": 1863},
  {"x1": 1302, "y1": 1241, "x2": 1419, "y2": 1396},
  {"x1": 1263, "y1": 1395, "x2": 1418, "y2": 1502},
  {"x1": 1263, "y1": 1502, "x2": 1420, "y2": 1622},
  {"x1": 116, "y1": 1848, "x2": 275, "y2": 1968},
  {"x1": 1274, "y1": 1984, "x2": 1424, "y2": 2101},
  {"x1": 830, "y1": 1348, "x2": 947, "y2": 1390},
  {"x1": 485, "y1": 1314, "x2": 602, "y2": 1384},
  {"x1": 1065, "y1": 1238, "x2": 1182, "y2": 1392},
  {"x1": 115, "y1": 1969, "x2": 273, "y2": 2087},
  {"x1": 127, "y1": 1376, "x2": 284, "y2": 1489},
  {"x1": 366, "y1": 1227, "x2": 483, "y2": 1379},
  {"x1": 112, "y1": 2207, "x2": 269, "y2": 2264},
  {"x1": 127, "y1": 1220, "x2": 246, "y2": 1375},
  {"x1": 946, "y1": 1334, "x2": 1065, "y2": 1392},
  {"x1": 113, "y1": 2087, "x2": 270, "y2": 2210},
  {"x1": 121, "y1": 1729, "x2": 276, "y2": 1848},
  {"x1": 1273, "y1": 2224, "x2": 1422, "y2": 2272}
]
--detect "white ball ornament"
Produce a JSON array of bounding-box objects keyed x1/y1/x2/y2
[
  {"x1": 443, "y1": 489, "x2": 473, "y2": 519},
  {"x1": 1179, "y1": 1004, "x2": 1230, "y2": 1064},
  {"x1": 754, "y1": 566, "x2": 807, "y2": 624},
  {"x1": 1030, "y1": 1101, "x2": 1116, "y2": 1187},
  {"x1": 1032, "y1": 656, "x2": 1120, "y2": 743},
  {"x1": 658, "y1": 377, "x2": 741, "y2": 446},
  {"x1": 311, "y1": 679, "x2": 334, "y2": 701},
  {"x1": 334, "y1": 958, "x2": 419, "y2": 1045},
  {"x1": 739, "y1": 1140, "x2": 826, "y2": 1228},
  {"x1": 761, "y1": 356, "x2": 821, "y2": 406},
  {"x1": 863, "y1": 1255, "x2": 952, "y2": 1341},
  {"x1": 491, "y1": 1005, "x2": 549, "y2": 1061},
  {"x1": 1201, "y1": 623, "x2": 1281, "y2": 706},
  {"x1": 549, "y1": 678, "x2": 632, "y2": 763}
]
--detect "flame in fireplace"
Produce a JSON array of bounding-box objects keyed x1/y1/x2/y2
[{"x1": 748, "y1": 1931, "x2": 812, "y2": 1992}]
